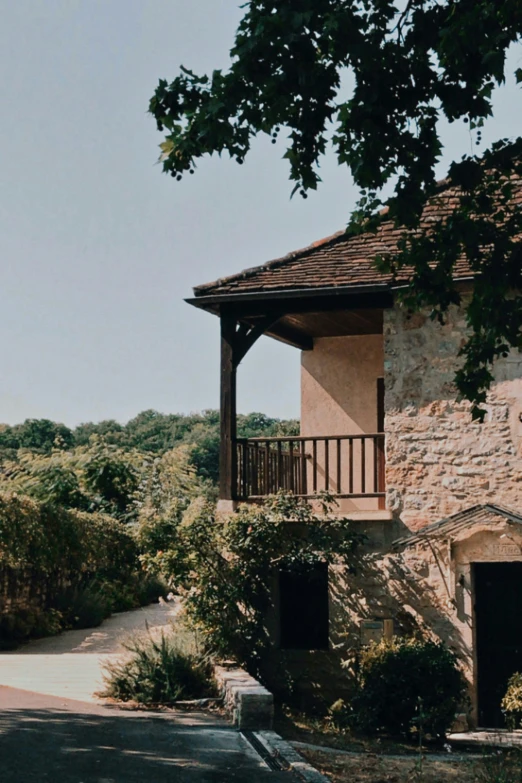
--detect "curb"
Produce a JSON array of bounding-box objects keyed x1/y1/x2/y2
[{"x1": 253, "y1": 730, "x2": 331, "y2": 783}]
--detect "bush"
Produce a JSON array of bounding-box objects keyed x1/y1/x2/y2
[
  {"x1": 0, "y1": 492, "x2": 138, "y2": 578},
  {"x1": 477, "y1": 748, "x2": 522, "y2": 783},
  {"x1": 501, "y1": 672, "x2": 522, "y2": 729},
  {"x1": 93, "y1": 573, "x2": 167, "y2": 614},
  {"x1": 0, "y1": 607, "x2": 63, "y2": 648},
  {"x1": 139, "y1": 492, "x2": 365, "y2": 680},
  {"x1": 55, "y1": 584, "x2": 108, "y2": 630},
  {"x1": 0, "y1": 491, "x2": 145, "y2": 644},
  {"x1": 99, "y1": 632, "x2": 215, "y2": 704},
  {"x1": 347, "y1": 637, "x2": 466, "y2": 739}
]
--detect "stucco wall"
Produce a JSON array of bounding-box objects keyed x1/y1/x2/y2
[
  {"x1": 384, "y1": 304, "x2": 522, "y2": 530},
  {"x1": 301, "y1": 335, "x2": 383, "y2": 436},
  {"x1": 301, "y1": 335, "x2": 384, "y2": 512}
]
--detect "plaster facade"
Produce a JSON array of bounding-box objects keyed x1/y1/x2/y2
[{"x1": 301, "y1": 334, "x2": 384, "y2": 512}]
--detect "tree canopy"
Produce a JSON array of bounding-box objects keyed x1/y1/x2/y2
[
  {"x1": 0, "y1": 411, "x2": 299, "y2": 488},
  {"x1": 150, "y1": 1, "x2": 522, "y2": 418}
]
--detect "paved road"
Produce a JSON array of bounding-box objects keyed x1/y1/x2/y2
[
  {"x1": 0, "y1": 687, "x2": 292, "y2": 782},
  {"x1": 0, "y1": 603, "x2": 180, "y2": 701},
  {"x1": 0, "y1": 605, "x2": 294, "y2": 781}
]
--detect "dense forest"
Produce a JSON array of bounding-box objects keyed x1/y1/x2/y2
[{"x1": 0, "y1": 409, "x2": 299, "y2": 485}]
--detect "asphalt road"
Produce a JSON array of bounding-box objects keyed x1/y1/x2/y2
[{"x1": 0, "y1": 686, "x2": 293, "y2": 782}]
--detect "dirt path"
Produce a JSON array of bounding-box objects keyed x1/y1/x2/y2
[{"x1": 0, "y1": 602, "x2": 179, "y2": 702}]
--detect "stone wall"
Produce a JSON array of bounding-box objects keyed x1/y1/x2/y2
[{"x1": 384, "y1": 303, "x2": 522, "y2": 530}]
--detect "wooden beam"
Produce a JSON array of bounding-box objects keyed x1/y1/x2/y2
[
  {"x1": 220, "y1": 317, "x2": 237, "y2": 501},
  {"x1": 222, "y1": 291, "x2": 393, "y2": 319},
  {"x1": 264, "y1": 323, "x2": 314, "y2": 350},
  {"x1": 219, "y1": 312, "x2": 285, "y2": 500},
  {"x1": 234, "y1": 314, "x2": 282, "y2": 365}
]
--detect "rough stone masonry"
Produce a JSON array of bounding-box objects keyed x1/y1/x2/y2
[{"x1": 384, "y1": 301, "x2": 522, "y2": 531}]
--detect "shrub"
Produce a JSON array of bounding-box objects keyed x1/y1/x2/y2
[
  {"x1": 99, "y1": 632, "x2": 215, "y2": 704},
  {"x1": 347, "y1": 637, "x2": 466, "y2": 739},
  {"x1": 0, "y1": 491, "x2": 143, "y2": 644},
  {"x1": 477, "y1": 748, "x2": 522, "y2": 783},
  {"x1": 139, "y1": 492, "x2": 365, "y2": 679},
  {"x1": 0, "y1": 607, "x2": 63, "y2": 648},
  {"x1": 501, "y1": 672, "x2": 522, "y2": 729},
  {"x1": 55, "y1": 584, "x2": 108, "y2": 630},
  {"x1": 93, "y1": 573, "x2": 167, "y2": 614}
]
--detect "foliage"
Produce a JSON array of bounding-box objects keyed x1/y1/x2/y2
[
  {"x1": 139, "y1": 491, "x2": 364, "y2": 679},
  {"x1": 54, "y1": 584, "x2": 108, "y2": 630},
  {"x1": 0, "y1": 439, "x2": 142, "y2": 522},
  {"x1": 0, "y1": 418, "x2": 74, "y2": 454},
  {"x1": 150, "y1": 1, "x2": 522, "y2": 416},
  {"x1": 0, "y1": 489, "x2": 169, "y2": 644},
  {"x1": 99, "y1": 631, "x2": 215, "y2": 704},
  {"x1": 501, "y1": 671, "x2": 522, "y2": 729},
  {"x1": 0, "y1": 491, "x2": 137, "y2": 576},
  {"x1": 0, "y1": 607, "x2": 63, "y2": 649},
  {"x1": 0, "y1": 411, "x2": 299, "y2": 487},
  {"x1": 345, "y1": 637, "x2": 466, "y2": 739},
  {"x1": 477, "y1": 748, "x2": 522, "y2": 783},
  {"x1": 79, "y1": 438, "x2": 141, "y2": 520}
]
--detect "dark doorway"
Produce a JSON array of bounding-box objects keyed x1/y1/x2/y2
[
  {"x1": 474, "y1": 562, "x2": 522, "y2": 727},
  {"x1": 279, "y1": 563, "x2": 329, "y2": 650}
]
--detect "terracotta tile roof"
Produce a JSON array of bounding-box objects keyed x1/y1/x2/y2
[
  {"x1": 193, "y1": 177, "x2": 522, "y2": 299},
  {"x1": 393, "y1": 503, "x2": 522, "y2": 548}
]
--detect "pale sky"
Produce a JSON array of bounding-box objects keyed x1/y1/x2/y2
[{"x1": 1, "y1": 1, "x2": 520, "y2": 427}]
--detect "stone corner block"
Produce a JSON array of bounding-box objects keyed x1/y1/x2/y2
[{"x1": 214, "y1": 665, "x2": 274, "y2": 730}]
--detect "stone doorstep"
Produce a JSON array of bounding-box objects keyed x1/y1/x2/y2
[
  {"x1": 449, "y1": 730, "x2": 522, "y2": 748},
  {"x1": 213, "y1": 665, "x2": 274, "y2": 731}
]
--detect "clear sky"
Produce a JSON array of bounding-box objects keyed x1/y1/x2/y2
[{"x1": 1, "y1": 2, "x2": 520, "y2": 427}]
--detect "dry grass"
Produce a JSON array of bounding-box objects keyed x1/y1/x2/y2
[
  {"x1": 299, "y1": 748, "x2": 478, "y2": 783},
  {"x1": 274, "y1": 707, "x2": 522, "y2": 783}
]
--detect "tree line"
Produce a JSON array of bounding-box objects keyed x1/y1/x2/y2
[{"x1": 0, "y1": 409, "x2": 299, "y2": 485}]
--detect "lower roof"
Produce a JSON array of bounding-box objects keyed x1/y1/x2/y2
[{"x1": 393, "y1": 504, "x2": 522, "y2": 549}]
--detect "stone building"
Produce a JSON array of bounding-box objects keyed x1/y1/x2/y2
[{"x1": 188, "y1": 186, "x2": 522, "y2": 727}]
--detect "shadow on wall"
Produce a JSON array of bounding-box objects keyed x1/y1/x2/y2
[
  {"x1": 259, "y1": 544, "x2": 471, "y2": 713},
  {"x1": 330, "y1": 549, "x2": 472, "y2": 670},
  {"x1": 384, "y1": 304, "x2": 522, "y2": 527}
]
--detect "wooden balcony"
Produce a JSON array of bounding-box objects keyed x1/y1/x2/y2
[{"x1": 235, "y1": 434, "x2": 385, "y2": 501}]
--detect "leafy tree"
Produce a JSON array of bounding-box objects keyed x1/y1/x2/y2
[
  {"x1": 70, "y1": 410, "x2": 299, "y2": 482},
  {"x1": 77, "y1": 439, "x2": 141, "y2": 521},
  {"x1": 0, "y1": 439, "x2": 142, "y2": 522},
  {"x1": 9, "y1": 419, "x2": 74, "y2": 453},
  {"x1": 139, "y1": 492, "x2": 364, "y2": 678},
  {"x1": 73, "y1": 419, "x2": 125, "y2": 447},
  {"x1": 150, "y1": 1, "x2": 522, "y2": 417}
]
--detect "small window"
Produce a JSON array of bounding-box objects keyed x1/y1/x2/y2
[{"x1": 279, "y1": 563, "x2": 329, "y2": 650}]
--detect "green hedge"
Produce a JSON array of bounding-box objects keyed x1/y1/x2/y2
[
  {"x1": 0, "y1": 491, "x2": 157, "y2": 645},
  {"x1": 0, "y1": 491, "x2": 137, "y2": 577}
]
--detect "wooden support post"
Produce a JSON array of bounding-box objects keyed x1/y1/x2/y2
[
  {"x1": 219, "y1": 310, "x2": 283, "y2": 503},
  {"x1": 220, "y1": 317, "x2": 237, "y2": 501}
]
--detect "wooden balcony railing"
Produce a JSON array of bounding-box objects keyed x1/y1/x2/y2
[{"x1": 235, "y1": 434, "x2": 385, "y2": 501}]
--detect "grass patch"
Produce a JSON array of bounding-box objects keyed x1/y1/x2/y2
[{"x1": 99, "y1": 630, "x2": 216, "y2": 705}]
